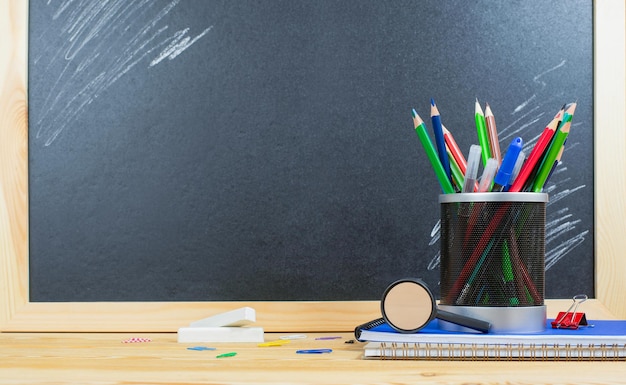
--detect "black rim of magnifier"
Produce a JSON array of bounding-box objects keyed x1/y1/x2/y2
[
  {"x1": 380, "y1": 278, "x2": 437, "y2": 333},
  {"x1": 381, "y1": 278, "x2": 492, "y2": 334}
]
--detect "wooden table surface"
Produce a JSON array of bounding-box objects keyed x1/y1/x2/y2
[{"x1": 2, "y1": 300, "x2": 626, "y2": 385}]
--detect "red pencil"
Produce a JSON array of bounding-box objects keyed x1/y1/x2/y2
[
  {"x1": 508, "y1": 108, "x2": 564, "y2": 192},
  {"x1": 442, "y1": 124, "x2": 467, "y2": 174}
]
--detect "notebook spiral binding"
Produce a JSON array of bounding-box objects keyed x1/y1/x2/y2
[
  {"x1": 354, "y1": 318, "x2": 386, "y2": 342},
  {"x1": 368, "y1": 342, "x2": 626, "y2": 361}
]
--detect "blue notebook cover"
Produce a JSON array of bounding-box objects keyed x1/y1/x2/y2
[{"x1": 358, "y1": 319, "x2": 626, "y2": 345}]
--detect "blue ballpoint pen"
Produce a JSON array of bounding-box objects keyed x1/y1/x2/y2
[{"x1": 491, "y1": 137, "x2": 523, "y2": 192}]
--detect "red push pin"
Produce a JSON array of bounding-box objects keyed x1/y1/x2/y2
[{"x1": 551, "y1": 294, "x2": 588, "y2": 329}]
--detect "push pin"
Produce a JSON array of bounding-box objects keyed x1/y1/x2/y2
[{"x1": 551, "y1": 294, "x2": 589, "y2": 329}]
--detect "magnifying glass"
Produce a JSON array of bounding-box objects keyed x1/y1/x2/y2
[{"x1": 381, "y1": 278, "x2": 491, "y2": 334}]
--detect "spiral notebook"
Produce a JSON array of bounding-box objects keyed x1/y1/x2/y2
[{"x1": 357, "y1": 319, "x2": 626, "y2": 361}]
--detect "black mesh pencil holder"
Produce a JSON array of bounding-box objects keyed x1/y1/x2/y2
[{"x1": 438, "y1": 192, "x2": 547, "y2": 333}]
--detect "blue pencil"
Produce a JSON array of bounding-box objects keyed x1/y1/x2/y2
[{"x1": 430, "y1": 99, "x2": 451, "y2": 181}]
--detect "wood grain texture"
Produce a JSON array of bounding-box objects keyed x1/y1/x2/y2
[
  {"x1": 0, "y1": 0, "x2": 29, "y2": 329},
  {"x1": 1, "y1": 0, "x2": 625, "y2": 332},
  {"x1": 0, "y1": 301, "x2": 624, "y2": 385},
  {"x1": 594, "y1": 0, "x2": 626, "y2": 319}
]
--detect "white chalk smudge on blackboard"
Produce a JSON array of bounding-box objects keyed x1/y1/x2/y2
[
  {"x1": 498, "y1": 106, "x2": 542, "y2": 142},
  {"x1": 533, "y1": 59, "x2": 567, "y2": 89},
  {"x1": 546, "y1": 217, "x2": 580, "y2": 244},
  {"x1": 512, "y1": 94, "x2": 537, "y2": 114},
  {"x1": 34, "y1": 0, "x2": 213, "y2": 146},
  {"x1": 545, "y1": 230, "x2": 588, "y2": 270},
  {"x1": 429, "y1": 220, "x2": 440, "y2": 246},
  {"x1": 150, "y1": 26, "x2": 214, "y2": 66},
  {"x1": 509, "y1": 60, "x2": 566, "y2": 115},
  {"x1": 427, "y1": 250, "x2": 440, "y2": 271},
  {"x1": 546, "y1": 185, "x2": 585, "y2": 205}
]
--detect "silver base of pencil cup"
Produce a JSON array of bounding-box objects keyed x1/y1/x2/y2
[{"x1": 438, "y1": 305, "x2": 547, "y2": 333}]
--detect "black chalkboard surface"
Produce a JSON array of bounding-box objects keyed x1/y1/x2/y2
[{"x1": 28, "y1": 0, "x2": 593, "y2": 302}]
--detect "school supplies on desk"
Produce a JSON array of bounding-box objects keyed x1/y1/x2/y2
[
  {"x1": 410, "y1": 100, "x2": 576, "y2": 194},
  {"x1": 357, "y1": 319, "x2": 626, "y2": 361}
]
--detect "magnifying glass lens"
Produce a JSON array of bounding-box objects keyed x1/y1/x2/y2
[
  {"x1": 381, "y1": 278, "x2": 492, "y2": 334},
  {"x1": 381, "y1": 280, "x2": 435, "y2": 332}
]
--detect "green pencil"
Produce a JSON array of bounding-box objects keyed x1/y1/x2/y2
[
  {"x1": 475, "y1": 99, "x2": 492, "y2": 167},
  {"x1": 531, "y1": 117, "x2": 572, "y2": 192},
  {"x1": 447, "y1": 147, "x2": 464, "y2": 192},
  {"x1": 502, "y1": 241, "x2": 520, "y2": 306},
  {"x1": 412, "y1": 109, "x2": 455, "y2": 194}
]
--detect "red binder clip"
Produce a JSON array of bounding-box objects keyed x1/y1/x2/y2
[{"x1": 551, "y1": 294, "x2": 588, "y2": 329}]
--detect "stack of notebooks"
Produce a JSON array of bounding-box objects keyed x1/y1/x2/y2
[{"x1": 355, "y1": 319, "x2": 626, "y2": 361}]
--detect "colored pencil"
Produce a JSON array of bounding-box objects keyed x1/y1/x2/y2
[
  {"x1": 543, "y1": 144, "x2": 565, "y2": 187},
  {"x1": 529, "y1": 103, "x2": 576, "y2": 192},
  {"x1": 531, "y1": 118, "x2": 572, "y2": 192},
  {"x1": 484, "y1": 103, "x2": 502, "y2": 164},
  {"x1": 474, "y1": 99, "x2": 491, "y2": 166},
  {"x1": 507, "y1": 107, "x2": 564, "y2": 192},
  {"x1": 430, "y1": 99, "x2": 452, "y2": 182},
  {"x1": 411, "y1": 109, "x2": 455, "y2": 194},
  {"x1": 442, "y1": 124, "x2": 467, "y2": 174},
  {"x1": 447, "y1": 147, "x2": 464, "y2": 192}
]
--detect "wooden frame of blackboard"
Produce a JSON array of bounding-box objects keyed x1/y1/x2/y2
[{"x1": 1, "y1": 1, "x2": 624, "y2": 332}]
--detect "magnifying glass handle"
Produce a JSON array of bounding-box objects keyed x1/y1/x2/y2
[{"x1": 437, "y1": 309, "x2": 491, "y2": 333}]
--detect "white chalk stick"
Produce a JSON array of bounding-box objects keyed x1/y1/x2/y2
[
  {"x1": 177, "y1": 326, "x2": 264, "y2": 343},
  {"x1": 189, "y1": 307, "x2": 256, "y2": 328}
]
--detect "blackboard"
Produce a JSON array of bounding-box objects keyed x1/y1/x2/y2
[{"x1": 28, "y1": 0, "x2": 594, "y2": 302}]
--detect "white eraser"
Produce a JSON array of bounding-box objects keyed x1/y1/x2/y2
[
  {"x1": 189, "y1": 307, "x2": 256, "y2": 328},
  {"x1": 177, "y1": 326, "x2": 264, "y2": 343}
]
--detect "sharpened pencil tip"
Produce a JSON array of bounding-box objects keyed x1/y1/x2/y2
[
  {"x1": 475, "y1": 99, "x2": 484, "y2": 114},
  {"x1": 411, "y1": 109, "x2": 424, "y2": 126},
  {"x1": 411, "y1": 108, "x2": 417, "y2": 118},
  {"x1": 484, "y1": 103, "x2": 494, "y2": 117},
  {"x1": 430, "y1": 98, "x2": 435, "y2": 106},
  {"x1": 565, "y1": 102, "x2": 577, "y2": 116}
]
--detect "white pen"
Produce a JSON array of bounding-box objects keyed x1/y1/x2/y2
[
  {"x1": 477, "y1": 158, "x2": 498, "y2": 193},
  {"x1": 462, "y1": 145, "x2": 482, "y2": 193},
  {"x1": 507, "y1": 150, "x2": 526, "y2": 191}
]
